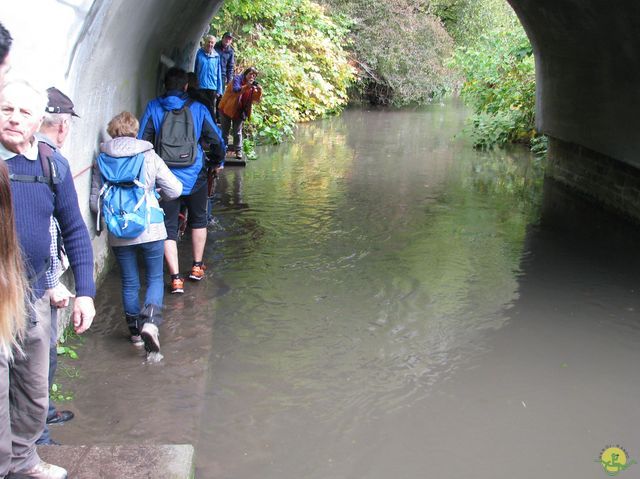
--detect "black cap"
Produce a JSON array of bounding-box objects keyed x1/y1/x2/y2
[
  {"x1": 223, "y1": 31, "x2": 234, "y2": 39},
  {"x1": 45, "y1": 87, "x2": 80, "y2": 117}
]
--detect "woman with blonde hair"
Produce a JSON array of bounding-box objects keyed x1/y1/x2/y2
[
  {"x1": 91, "y1": 111, "x2": 182, "y2": 355},
  {"x1": 0, "y1": 159, "x2": 27, "y2": 359}
]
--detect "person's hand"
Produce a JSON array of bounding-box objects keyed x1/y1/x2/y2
[
  {"x1": 72, "y1": 296, "x2": 96, "y2": 334},
  {"x1": 48, "y1": 283, "x2": 74, "y2": 309}
]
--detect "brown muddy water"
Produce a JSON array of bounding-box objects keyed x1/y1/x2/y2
[{"x1": 56, "y1": 102, "x2": 640, "y2": 479}]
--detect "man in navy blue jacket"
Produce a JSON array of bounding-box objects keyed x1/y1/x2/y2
[
  {"x1": 139, "y1": 67, "x2": 225, "y2": 294},
  {"x1": 215, "y1": 32, "x2": 236, "y2": 87},
  {"x1": 0, "y1": 78, "x2": 95, "y2": 479}
]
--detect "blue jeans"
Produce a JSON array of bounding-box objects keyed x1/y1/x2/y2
[{"x1": 112, "y1": 240, "x2": 165, "y2": 322}]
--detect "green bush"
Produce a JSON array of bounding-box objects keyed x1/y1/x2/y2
[
  {"x1": 323, "y1": 0, "x2": 457, "y2": 105},
  {"x1": 451, "y1": 26, "x2": 537, "y2": 148},
  {"x1": 212, "y1": 0, "x2": 355, "y2": 145}
]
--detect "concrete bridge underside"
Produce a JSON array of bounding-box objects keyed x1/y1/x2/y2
[{"x1": 3, "y1": 0, "x2": 640, "y2": 270}]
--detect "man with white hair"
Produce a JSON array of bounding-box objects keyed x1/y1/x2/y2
[
  {"x1": 35, "y1": 87, "x2": 80, "y2": 447},
  {"x1": 0, "y1": 79, "x2": 95, "y2": 479},
  {"x1": 194, "y1": 34, "x2": 224, "y2": 120}
]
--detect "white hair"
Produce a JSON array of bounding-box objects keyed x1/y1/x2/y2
[
  {"x1": 42, "y1": 111, "x2": 71, "y2": 128},
  {"x1": 0, "y1": 78, "x2": 48, "y2": 116}
]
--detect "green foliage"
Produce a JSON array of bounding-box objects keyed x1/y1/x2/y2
[
  {"x1": 212, "y1": 0, "x2": 355, "y2": 144},
  {"x1": 323, "y1": 0, "x2": 457, "y2": 105},
  {"x1": 451, "y1": 25, "x2": 537, "y2": 148},
  {"x1": 431, "y1": 0, "x2": 520, "y2": 46},
  {"x1": 50, "y1": 325, "x2": 83, "y2": 401}
]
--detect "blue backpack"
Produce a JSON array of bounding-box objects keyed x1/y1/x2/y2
[{"x1": 97, "y1": 152, "x2": 164, "y2": 239}]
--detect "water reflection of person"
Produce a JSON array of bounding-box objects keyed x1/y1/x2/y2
[
  {"x1": 217, "y1": 167, "x2": 248, "y2": 209},
  {"x1": 219, "y1": 66, "x2": 263, "y2": 159}
]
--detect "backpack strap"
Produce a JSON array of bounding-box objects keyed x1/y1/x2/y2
[{"x1": 8, "y1": 142, "x2": 60, "y2": 196}]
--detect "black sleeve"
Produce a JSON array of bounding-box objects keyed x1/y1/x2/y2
[
  {"x1": 201, "y1": 116, "x2": 226, "y2": 164},
  {"x1": 141, "y1": 116, "x2": 156, "y2": 143}
]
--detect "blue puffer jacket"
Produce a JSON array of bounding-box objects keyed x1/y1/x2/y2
[
  {"x1": 138, "y1": 91, "x2": 225, "y2": 195},
  {"x1": 195, "y1": 48, "x2": 224, "y2": 94}
]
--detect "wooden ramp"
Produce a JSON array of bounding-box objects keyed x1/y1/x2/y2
[{"x1": 224, "y1": 150, "x2": 247, "y2": 167}]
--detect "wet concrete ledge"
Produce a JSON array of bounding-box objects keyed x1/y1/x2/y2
[{"x1": 37, "y1": 444, "x2": 194, "y2": 479}]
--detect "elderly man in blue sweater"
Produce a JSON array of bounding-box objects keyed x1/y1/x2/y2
[
  {"x1": 194, "y1": 34, "x2": 224, "y2": 120},
  {"x1": 0, "y1": 79, "x2": 95, "y2": 479}
]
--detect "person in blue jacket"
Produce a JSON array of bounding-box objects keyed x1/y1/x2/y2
[
  {"x1": 194, "y1": 34, "x2": 224, "y2": 121},
  {"x1": 138, "y1": 67, "x2": 225, "y2": 294}
]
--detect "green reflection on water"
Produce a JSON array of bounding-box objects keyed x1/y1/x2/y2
[{"x1": 207, "y1": 103, "x2": 545, "y2": 400}]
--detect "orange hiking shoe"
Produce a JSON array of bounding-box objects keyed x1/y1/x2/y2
[
  {"x1": 189, "y1": 263, "x2": 207, "y2": 281},
  {"x1": 170, "y1": 276, "x2": 184, "y2": 294}
]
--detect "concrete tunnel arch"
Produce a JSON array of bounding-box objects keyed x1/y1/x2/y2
[
  {"x1": 4, "y1": 0, "x2": 640, "y2": 279},
  {"x1": 4, "y1": 0, "x2": 224, "y2": 277}
]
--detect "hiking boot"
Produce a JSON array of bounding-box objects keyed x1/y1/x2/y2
[
  {"x1": 46, "y1": 410, "x2": 74, "y2": 425},
  {"x1": 189, "y1": 264, "x2": 207, "y2": 281},
  {"x1": 125, "y1": 314, "x2": 144, "y2": 345},
  {"x1": 141, "y1": 322, "x2": 160, "y2": 353},
  {"x1": 235, "y1": 150, "x2": 243, "y2": 159},
  {"x1": 170, "y1": 276, "x2": 184, "y2": 294},
  {"x1": 9, "y1": 461, "x2": 67, "y2": 479}
]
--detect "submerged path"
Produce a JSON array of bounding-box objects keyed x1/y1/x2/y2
[{"x1": 55, "y1": 102, "x2": 640, "y2": 479}]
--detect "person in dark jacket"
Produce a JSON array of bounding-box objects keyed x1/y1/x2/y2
[
  {"x1": 215, "y1": 32, "x2": 236, "y2": 87},
  {"x1": 35, "y1": 87, "x2": 79, "y2": 447},
  {"x1": 138, "y1": 67, "x2": 225, "y2": 294}
]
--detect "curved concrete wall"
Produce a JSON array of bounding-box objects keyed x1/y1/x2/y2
[
  {"x1": 4, "y1": 0, "x2": 221, "y2": 275},
  {"x1": 508, "y1": 0, "x2": 640, "y2": 166}
]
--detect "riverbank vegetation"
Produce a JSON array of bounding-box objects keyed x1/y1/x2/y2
[
  {"x1": 211, "y1": 0, "x2": 540, "y2": 151},
  {"x1": 211, "y1": 0, "x2": 355, "y2": 146}
]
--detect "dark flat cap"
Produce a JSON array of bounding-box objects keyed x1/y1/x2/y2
[
  {"x1": 223, "y1": 31, "x2": 234, "y2": 39},
  {"x1": 46, "y1": 87, "x2": 80, "y2": 117}
]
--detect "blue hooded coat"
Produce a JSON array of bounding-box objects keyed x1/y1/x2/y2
[
  {"x1": 138, "y1": 91, "x2": 225, "y2": 195},
  {"x1": 195, "y1": 48, "x2": 224, "y2": 94}
]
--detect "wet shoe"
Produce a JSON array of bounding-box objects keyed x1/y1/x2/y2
[
  {"x1": 189, "y1": 264, "x2": 207, "y2": 281},
  {"x1": 9, "y1": 461, "x2": 67, "y2": 478},
  {"x1": 46, "y1": 410, "x2": 74, "y2": 425},
  {"x1": 141, "y1": 322, "x2": 160, "y2": 353},
  {"x1": 170, "y1": 277, "x2": 184, "y2": 294},
  {"x1": 36, "y1": 438, "x2": 62, "y2": 446},
  {"x1": 130, "y1": 334, "x2": 144, "y2": 346}
]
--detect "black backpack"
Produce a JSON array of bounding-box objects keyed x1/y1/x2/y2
[{"x1": 156, "y1": 99, "x2": 196, "y2": 168}]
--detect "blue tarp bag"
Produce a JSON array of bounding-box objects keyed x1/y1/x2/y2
[{"x1": 97, "y1": 152, "x2": 163, "y2": 239}]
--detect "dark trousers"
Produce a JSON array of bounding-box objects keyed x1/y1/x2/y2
[
  {"x1": 220, "y1": 112, "x2": 244, "y2": 152},
  {"x1": 199, "y1": 89, "x2": 218, "y2": 122}
]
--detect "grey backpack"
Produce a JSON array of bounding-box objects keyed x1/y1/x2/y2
[{"x1": 156, "y1": 99, "x2": 196, "y2": 168}]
